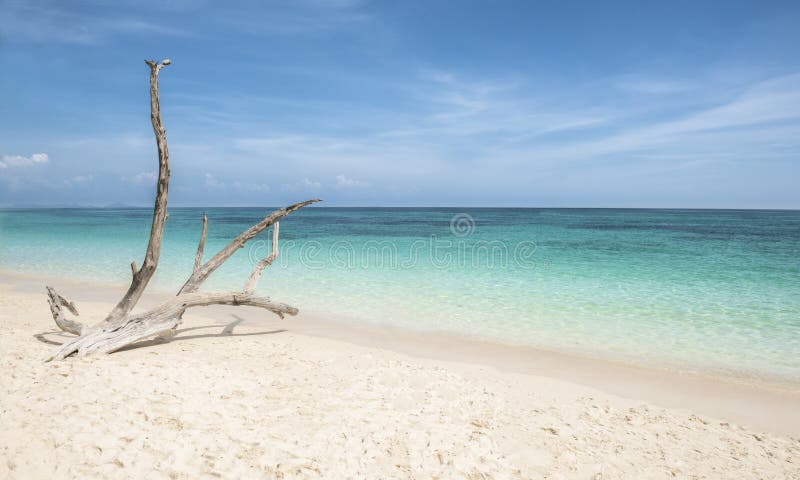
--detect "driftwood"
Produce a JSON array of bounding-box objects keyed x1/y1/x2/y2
[{"x1": 44, "y1": 59, "x2": 320, "y2": 360}]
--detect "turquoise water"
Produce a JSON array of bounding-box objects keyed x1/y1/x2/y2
[{"x1": 1, "y1": 208, "x2": 799, "y2": 380}]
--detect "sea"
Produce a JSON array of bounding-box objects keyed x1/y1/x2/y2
[{"x1": 1, "y1": 207, "x2": 798, "y2": 381}]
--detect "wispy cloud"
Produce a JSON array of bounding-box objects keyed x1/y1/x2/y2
[
  {"x1": 655, "y1": 73, "x2": 800, "y2": 133},
  {"x1": 374, "y1": 68, "x2": 617, "y2": 141},
  {"x1": 518, "y1": 72, "x2": 800, "y2": 162},
  {"x1": 281, "y1": 178, "x2": 322, "y2": 192},
  {"x1": 205, "y1": 0, "x2": 371, "y2": 37},
  {"x1": 63, "y1": 174, "x2": 93, "y2": 187},
  {"x1": 2, "y1": 1, "x2": 799, "y2": 208},
  {"x1": 128, "y1": 171, "x2": 157, "y2": 185},
  {"x1": 204, "y1": 173, "x2": 224, "y2": 188},
  {"x1": 0, "y1": 153, "x2": 49, "y2": 168},
  {"x1": 0, "y1": 1, "x2": 191, "y2": 45},
  {"x1": 219, "y1": 67, "x2": 800, "y2": 201},
  {"x1": 335, "y1": 174, "x2": 368, "y2": 188},
  {"x1": 233, "y1": 181, "x2": 270, "y2": 193}
]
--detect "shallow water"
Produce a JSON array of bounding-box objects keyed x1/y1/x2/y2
[{"x1": 2, "y1": 207, "x2": 799, "y2": 380}]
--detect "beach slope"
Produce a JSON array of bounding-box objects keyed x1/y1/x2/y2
[{"x1": 1, "y1": 280, "x2": 798, "y2": 479}]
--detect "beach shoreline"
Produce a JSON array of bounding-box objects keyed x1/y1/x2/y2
[
  {"x1": 3, "y1": 267, "x2": 800, "y2": 437},
  {"x1": 2, "y1": 269, "x2": 799, "y2": 478},
  {"x1": 3, "y1": 207, "x2": 798, "y2": 384}
]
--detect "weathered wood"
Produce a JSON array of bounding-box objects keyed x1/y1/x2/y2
[
  {"x1": 46, "y1": 286, "x2": 84, "y2": 335},
  {"x1": 43, "y1": 58, "x2": 320, "y2": 360},
  {"x1": 243, "y1": 222, "x2": 279, "y2": 293},
  {"x1": 103, "y1": 59, "x2": 172, "y2": 327},
  {"x1": 48, "y1": 292, "x2": 298, "y2": 360},
  {"x1": 193, "y1": 212, "x2": 208, "y2": 274},
  {"x1": 179, "y1": 199, "x2": 320, "y2": 295}
]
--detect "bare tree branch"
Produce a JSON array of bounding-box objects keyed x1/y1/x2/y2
[
  {"x1": 42, "y1": 58, "x2": 320, "y2": 360},
  {"x1": 243, "y1": 222, "x2": 279, "y2": 293},
  {"x1": 193, "y1": 212, "x2": 208, "y2": 274},
  {"x1": 103, "y1": 58, "x2": 172, "y2": 326},
  {"x1": 46, "y1": 286, "x2": 84, "y2": 336},
  {"x1": 47, "y1": 292, "x2": 297, "y2": 361},
  {"x1": 179, "y1": 199, "x2": 320, "y2": 294}
]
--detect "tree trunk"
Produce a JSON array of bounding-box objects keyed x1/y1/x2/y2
[{"x1": 44, "y1": 58, "x2": 320, "y2": 360}]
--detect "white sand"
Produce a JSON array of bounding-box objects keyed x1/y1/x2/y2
[{"x1": 1, "y1": 276, "x2": 798, "y2": 479}]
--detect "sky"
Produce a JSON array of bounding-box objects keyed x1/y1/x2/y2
[{"x1": 1, "y1": 0, "x2": 799, "y2": 208}]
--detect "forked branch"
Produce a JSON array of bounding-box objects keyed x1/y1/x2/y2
[
  {"x1": 43, "y1": 58, "x2": 321, "y2": 360},
  {"x1": 179, "y1": 198, "x2": 319, "y2": 294},
  {"x1": 48, "y1": 292, "x2": 298, "y2": 361}
]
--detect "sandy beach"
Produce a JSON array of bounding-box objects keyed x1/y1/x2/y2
[
  {"x1": 1, "y1": 271, "x2": 798, "y2": 479},
  {"x1": 4, "y1": 0, "x2": 800, "y2": 476}
]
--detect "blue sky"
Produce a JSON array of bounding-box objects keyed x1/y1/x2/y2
[{"x1": 1, "y1": 0, "x2": 799, "y2": 208}]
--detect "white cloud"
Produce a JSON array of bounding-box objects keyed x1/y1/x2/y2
[
  {"x1": 129, "y1": 171, "x2": 157, "y2": 185},
  {"x1": 301, "y1": 178, "x2": 321, "y2": 188},
  {"x1": 232, "y1": 181, "x2": 271, "y2": 193},
  {"x1": 281, "y1": 178, "x2": 322, "y2": 192},
  {"x1": 335, "y1": 174, "x2": 368, "y2": 188},
  {"x1": 205, "y1": 173, "x2": 224, "y2": 188},
  {"x1": 62, "y1": 174, "x2": 94, "y2": 187},
  {"x1": 655, "y1": 73, "x2": 800, "y2": 133},
  {"x1": 506, "y1": 72, "x2": 800, "y2": 162},
  {"x1": 0, "y1": 2, "x2": 191, "y2": 45},
  {"x1": 0, "y1": 153, "x2": 49, "y2": 168}
]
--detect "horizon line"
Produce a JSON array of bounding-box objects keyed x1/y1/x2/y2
[{"x1": 2, "y1": 205, "x2": 799, "y2": 212}]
